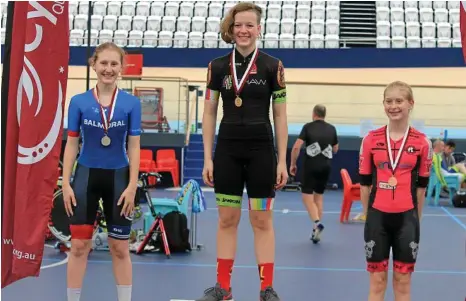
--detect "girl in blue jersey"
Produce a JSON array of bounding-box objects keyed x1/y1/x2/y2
[{"x1": 62, "y1": 42, "x2": 141, "y2": 301}]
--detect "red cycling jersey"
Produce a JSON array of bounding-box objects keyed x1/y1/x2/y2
[{"x1": 359, "y1": 126, "x2": 433, "y2": 213}]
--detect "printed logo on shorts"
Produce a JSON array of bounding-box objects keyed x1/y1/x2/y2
[
  {"x1": 409, "y1": 241, "x2": 419, "y2": 260},
  {"x1": 365, "y1": 240, "x2": 375, "y2": 259}
]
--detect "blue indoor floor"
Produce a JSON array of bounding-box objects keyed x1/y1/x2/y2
[{"x1": 3, "y1": 190, "x2": 466, "y2": 301}]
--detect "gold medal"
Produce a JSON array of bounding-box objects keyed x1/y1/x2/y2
[
  {"x1": 235, "y1": 96, "x2": 242, "y2": 107},
  {"x1": 101, "y1": 135, "x2": 111, "y2": 147},
  {"x1": 388, "y1": 176, "x2": 397, "y2": 187},
  {"x1": 230, "y1": 47, "x2": 258, "y2": 110}
]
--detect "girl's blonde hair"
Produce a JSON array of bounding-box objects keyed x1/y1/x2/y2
[
  {"x1": 220, "y1": 2, "x2": 262, "y2": 44},
  {"x1": 383, "y1": 81, "x2": 414, "y2": 101},
  {"x1": 88, "y1": 42, "x2": 126, "y2": 66}
]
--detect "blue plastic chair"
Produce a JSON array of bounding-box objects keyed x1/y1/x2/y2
[{"x1": 426, "y1": 167, "x2": 461, "y2": 206}]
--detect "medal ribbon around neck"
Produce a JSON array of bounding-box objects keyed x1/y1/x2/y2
[
  {"x1": 93, "y1": 85, "x2": 118, "y2": 136},
  {"x1": 230, "y1": 47, "x2": 259, "y2": 99},
  {"x1": 385, "y1": 125, "x2": 410, "y2": 175}
]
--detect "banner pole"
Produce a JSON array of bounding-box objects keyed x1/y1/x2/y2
[
  {"x1": 85, "y1": 1, "x2": 93, "y2": 90},
  {"x1": 1, "y1": 2, "x2": 15, "y2": 214}
]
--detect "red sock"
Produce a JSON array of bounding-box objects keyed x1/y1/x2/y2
[
  {"x1": 217, "y1": 258, "x2": 234, "y2": 290},
  {"x1": 258, "y1": 263, "x2": 274, "y2": 290}
]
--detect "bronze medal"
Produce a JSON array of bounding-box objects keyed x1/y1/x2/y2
[
  {"x1": 388, "y1": 176, "x2": 398, "y2": 187},
  {"x1": 385, "y1": 125, "x2": 410, "y2": 189}
]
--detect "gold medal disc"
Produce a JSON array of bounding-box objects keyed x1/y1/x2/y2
[{"x1": 235, "y1": 96, "x2": 242, "y2": 107}]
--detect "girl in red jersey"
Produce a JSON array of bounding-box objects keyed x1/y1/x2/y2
[{"x1": 359, "y1": 81, "x2": 433, "y2": 301}]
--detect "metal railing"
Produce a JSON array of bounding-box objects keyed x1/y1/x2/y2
[
  {"x1": 65, "y1": 76, "x2": 190, "y2": 136},
  {"x1": 187, "y1": 80, "x2": 466, "y2": 130}
]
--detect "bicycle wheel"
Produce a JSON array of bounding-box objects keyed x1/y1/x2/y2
[{"x1": 48, "y1": 189, "x2": 71, "y2": 242}]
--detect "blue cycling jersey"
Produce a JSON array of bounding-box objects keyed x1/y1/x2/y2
[{"x1": 67, "y1": 88, "x2": 141, "y2": 169}]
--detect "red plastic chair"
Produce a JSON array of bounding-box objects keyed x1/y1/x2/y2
[
  {"x1": 139, "y1": 149, "x2": 157, "y2": 185},
  {"x1": 140, "y1": 149, "x2": 156, "y2": 171},
  {"x1": 154, "y1": 149, "x2": 180, "y2": 187},
  {"x1": 340, "y1": 168, "x2": 361, "y2": 223}
]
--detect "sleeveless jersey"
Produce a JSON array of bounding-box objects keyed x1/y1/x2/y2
[
  {"x1": 359, "y1": 126, "x2": 432, "y2": 213},
  {"x1": 206, "y1": 48, "x2": 287, "y2": 141},
  {"x1": 67, "y1": 89, "x2": 142, "y2": 169}
]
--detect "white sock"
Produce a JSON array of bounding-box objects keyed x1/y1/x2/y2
[
  {"x1": 67, "y1": 288, "x2": 81, "y2": 301},
  {"x1": 117, "y1": 285, "x2": 132, "y2": 301}
]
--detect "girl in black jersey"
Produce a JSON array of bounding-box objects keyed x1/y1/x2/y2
[{"x1": 196, "y1": 3, "x2": 288, "y2": 301}]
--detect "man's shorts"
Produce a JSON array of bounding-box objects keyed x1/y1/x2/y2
[
  {"x1": 301, "y1": 165, "x2": 331, "y2": 195},
  {"x1": 364, "y1": 207, "x2": 420, "y2": 273},
  {"x1": 69, "y1": 164, "x2": 133, "y2": 240},
  {"x1": 213, "y1": 139, "x2": 277, "y2": 211}
]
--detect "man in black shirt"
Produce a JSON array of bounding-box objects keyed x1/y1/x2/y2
[
  {"x1": 197, "y1": 2, "x2": 288, "y2": 301},
  {"x1": 290, "y1": 105, "x2": 339, "y2": 243}
]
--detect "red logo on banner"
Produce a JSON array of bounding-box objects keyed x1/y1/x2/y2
[
  {"x1": 2, "y1": 1, "x2": 69, "y2": 288},
  {"x1": 460, "y1": 1, "x2": 466, "y2": 63}
]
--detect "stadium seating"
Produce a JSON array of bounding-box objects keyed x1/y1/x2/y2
[
  {"x1": 0, "y1": 1, "x2": 462, "y2": 49},
  {"x1": 376, "y1": 1, "x2": 462, "y2": 48}
]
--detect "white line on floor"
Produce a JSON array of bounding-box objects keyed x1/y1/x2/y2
[
  {"x1": 41, "y1": 244, "x2": 69, "y2": 270},
  {"x1": 163, "y1": 188, "x2": 466, "y2": 217}
]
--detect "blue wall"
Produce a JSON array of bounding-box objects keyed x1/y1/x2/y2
[{"x1": 2, "y1": 46, "x2": 465, "y2": 68}]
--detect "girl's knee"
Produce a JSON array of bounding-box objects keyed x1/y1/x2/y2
[
  {"x1": 109, "y1": 239, "x2": 130, "y2": 260},
  {"x1": 218, "y1": 207, "x2": 241, "y2": 229},
  {"x1": 393, "y1": 272, "x2": 411, "y2": 294},
  {"x1": 249, "y1": 211, "x2": 273, "y2": 231},
  {"x1": 370, "y1": 272, "x2": 388, "y2": 294},
  {"x1": 70, "y1": 239, "x2": 92, "y2": 258}
]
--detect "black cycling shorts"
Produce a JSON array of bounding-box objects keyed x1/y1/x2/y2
[
  {"x1": 213, "y1": 139, "x2": 277, "y2": 211},
  {"x1": 364, "y1": 207, "x2": 420, "y2": 273},
  {"x1": 69, "y1": 164, "x2": 132, "y2": 240},
  {"x1": 301, "y1": 165, "x2": 331, "y2": 195}
]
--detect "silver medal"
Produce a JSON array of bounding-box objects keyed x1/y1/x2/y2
[{"x1": 101, "y1": 135, "x2": 111, "y2": 146}]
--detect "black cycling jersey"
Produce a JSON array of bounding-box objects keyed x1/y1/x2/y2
[
  {"x1": 299, "y1": 120, "x2": 338, "y2": 170},
  {"x1": 206, "y1": 48, "x2": 287, "y2": 140}
]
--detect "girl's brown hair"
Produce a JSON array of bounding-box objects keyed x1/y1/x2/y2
[
  {"x1": 88, "y1": 42, "x2": 126, "y2": 66},
  {"x1": 220, "y1": 2, "x2": 262, "y2": 44},
  {"x1": 383, "y1": 81, "x2": 414, "y2": 101}
]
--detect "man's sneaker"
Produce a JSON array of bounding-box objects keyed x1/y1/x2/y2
[
  {"x1": 260, "y1": 286, "x2": 280, "y2": 301},
  {"x1": 195, "y1": 283, "x2": 233, "y2": 301},
  {"x1": 311, "y1": 223, "x2": 324, "y2": 244}
]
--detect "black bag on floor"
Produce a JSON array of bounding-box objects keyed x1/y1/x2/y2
[
  {"x1": 156, "y1": 211, "x2": 191, "y2": 253},
  {"x1": 452, "y1": 189, "x2": 466, "y2": 208}
]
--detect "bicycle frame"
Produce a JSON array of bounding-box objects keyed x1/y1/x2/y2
[{"x1": 135, "y1": 172, "x2": 171, "y2": 258}]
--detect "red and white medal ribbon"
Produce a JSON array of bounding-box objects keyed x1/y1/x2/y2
[
  {"x1": 230, "y1": 47, "x2": 259, "y2": 97},
  {"x1": 93, "y1": 85, "x2": 118, "y2": 135},
  {"x1": 386, "y1": 125, "x2": 410, "y2": 187}
]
